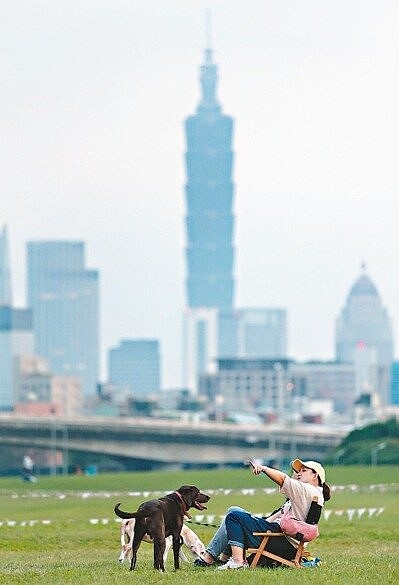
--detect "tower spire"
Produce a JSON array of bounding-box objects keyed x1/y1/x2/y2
[
  {"x1": 198, "y1": 9, "x2": 219, "y2": 110},
  {"x1": 206, "y1": 7, "x2": 212, "y2": 55}
]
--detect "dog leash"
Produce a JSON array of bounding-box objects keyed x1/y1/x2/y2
[
  {"x1": 186, "y1": 504, "x2": 285, "y2": 530},
  {"x1": 186, "y1": 519, "x2": 221, "y2": 529}
]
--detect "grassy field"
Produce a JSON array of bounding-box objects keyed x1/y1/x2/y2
[{"x1": 0, "y1": 466, "x2": 398, "y2": 584}]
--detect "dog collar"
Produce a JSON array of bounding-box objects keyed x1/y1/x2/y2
[{"x1": 173, "y1": 491, "x2": 192, "y2": 519}]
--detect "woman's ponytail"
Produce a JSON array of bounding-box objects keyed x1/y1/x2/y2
[{"x1": 322, "y1": 482, "x2": 331, "y2": 502}]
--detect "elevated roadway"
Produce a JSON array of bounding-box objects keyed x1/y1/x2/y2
[{"x1": 0, "y1": 414, "x2": 347, "y2": 466}]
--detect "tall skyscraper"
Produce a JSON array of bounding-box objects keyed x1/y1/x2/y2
[
  {"x1": 0, "y1": 306, "x2": 34, "y2": 410},
  {"x1": 108, "y1": 339, "x2": 160, "y2": 397},
  {"x1": 27, "y1": 241, "x2": 99, "y2": 397},
  {"x1": 183, "y1": 44, "x2": 236, "y2": 392},
  {"x1": 0, "y1": 225, "x2": 12, "y2": 305},
  {"x1": 184, "y1": 47, "x2": 235, "y2": 309},
  {"x1": 335, "y1": 265, "x2": 394, "y2": 405}
]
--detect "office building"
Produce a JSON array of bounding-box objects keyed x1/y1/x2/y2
[
  {"x1": 236, "y1": 308, "x2": 287, "y2": 358},
  {"x1": 14, "y1": 355, "x2": 82, "y2": 416},
  {"x1": 0, "y1": 225, "x2": 12, "y2": 304},
  {"x1": 183, "y1": 307, "x2": 218, "y2": 394},
  {"x1": 51, "y1": 376, "x2": 83, "y2": 416},
  {"x1": 290, "y1": 361, "x2": 356, "y2": 416},
  {"x1": 13, "y1": 355, "x2": 52, "y2": 404},
  {"x1": 0, "y1": 306, "x2": 34, "y2": 410},
  {"x1": 108, "y1": 339, "x2": 160, "y2": 397},
  {"x1": 390, "y1": 362, "x2": 399, "y2": 405},
  {"x1": 202, "y1": 357, "x2": 292, "y2": 418},
  {"x1": 335, "y1": 265, "x2": 394, "y2": 405},
  {"x1": 27, "y1": 241, "x2": 99, "y2": 397}
]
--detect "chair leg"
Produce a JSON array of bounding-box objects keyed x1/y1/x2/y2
[
  {"x1": 293, "y1": 542, "x2": 305, "y2": 568},
  {"x1": 248, "y1": 535, "x2": 270, "y2": 567}
]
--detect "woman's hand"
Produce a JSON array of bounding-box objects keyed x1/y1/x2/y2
[
  {"x1": 249, "y1": 460, "x2": 265, "y2": 475},
  {"x1": 249, "y1": 461, "x2": 286, "y2": 486}
]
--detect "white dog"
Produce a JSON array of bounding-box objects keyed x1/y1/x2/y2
[{"x1": 118, "y1": 518, "x2": 205, "y2": 565}]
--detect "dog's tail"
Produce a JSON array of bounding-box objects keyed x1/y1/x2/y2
[{"x1": 114, "y1": 503, "x2": 138, "y2": 519}]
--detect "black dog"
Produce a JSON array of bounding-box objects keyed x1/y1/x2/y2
[{"x1": 114, "y1": 485, "x2": 210, "y2": 571}]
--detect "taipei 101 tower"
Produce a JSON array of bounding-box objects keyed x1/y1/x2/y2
[
  {"x1": 183, "y1": 27, "x2": 237, "y2": 394},
  {"x1": 184, "y1": 46, "x2": 235, "y2": 309}
]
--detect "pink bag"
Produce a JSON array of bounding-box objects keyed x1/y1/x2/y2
[{"x1": 280, "y1": 512, "x2": 319, "y2": 542}]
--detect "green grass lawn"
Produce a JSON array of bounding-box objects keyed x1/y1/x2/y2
[{"x1": 0, "y1": 466, "x2": 398, "y2": 584}]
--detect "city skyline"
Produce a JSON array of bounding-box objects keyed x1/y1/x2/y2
[{"x1": 1, "y1": 1, "x2": 398, "y2": 387}]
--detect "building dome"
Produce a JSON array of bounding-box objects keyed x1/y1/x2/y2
[
  {"x1": 348, "y1": 273, "x2": 379, "y2": 298},
  {"x1": 335, "y1": 266, "x2": 393, "y2": 406}
]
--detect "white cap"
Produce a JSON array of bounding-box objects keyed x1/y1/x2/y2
[{"x1": 291, "y1": 459, "x2": 326, "y2": 484}]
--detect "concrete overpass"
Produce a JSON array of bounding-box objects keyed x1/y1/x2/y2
[{"x1": 0, "y1": 414, "x2": 347, "y2": 466}]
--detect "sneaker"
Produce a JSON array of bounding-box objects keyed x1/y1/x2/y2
[
  {"x1": 194, "y1": 557, "x2": 212, "y2": 567},
  {"x1": 217, "y1": 558, "x2": 249, "y2": 570}
]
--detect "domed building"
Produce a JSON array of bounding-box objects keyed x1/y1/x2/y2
[{"x1": 336, "y1": 265, "x2": 394, "y2": 406}]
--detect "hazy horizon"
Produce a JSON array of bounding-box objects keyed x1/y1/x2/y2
[{"x1": 1, "y1": 1, "x2": 398, "y2": 388}]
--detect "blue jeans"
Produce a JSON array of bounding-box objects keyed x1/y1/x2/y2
[
  {"x1": 225, "y1": 508, "x2": 281, "y2": 550},
  {"x1": 206, "y1": 506, "x2": 242, "y2": 559},
  {"x1": 206, "y1": 506, "x2": 280, "y2": 559}
]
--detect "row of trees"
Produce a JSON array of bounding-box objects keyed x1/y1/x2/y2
[{"x1": 327, "y1": 418, "x2": 399, "y2": 465}]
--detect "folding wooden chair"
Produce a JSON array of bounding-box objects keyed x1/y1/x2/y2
[{"x1": 246, "y1": 497, "x2": 322, "y2": 569}]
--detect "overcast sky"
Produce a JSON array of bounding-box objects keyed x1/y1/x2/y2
[{"x1": 1, "y1": 0, "x2": 398, "y2": 387}]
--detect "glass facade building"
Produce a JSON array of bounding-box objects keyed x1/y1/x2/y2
[
  {"x1": 108, "y1": 339, "x2": 160, "y2": 397},
  {"x1": 0, "y1": 306, "x2": 34, "y2": 410},
  {"x1": 27, "y1": 241, "x2": 99, "y2": 397},
  {"x1": 0, "y1": 225, "x2": 12, "y2": 305}
]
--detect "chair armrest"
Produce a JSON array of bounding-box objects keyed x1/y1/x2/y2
[{"x1": 253, "y1": 532, "x2": 285, "y2": 537}]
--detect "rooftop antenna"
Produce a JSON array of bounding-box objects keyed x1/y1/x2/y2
[
  {"x1": 199, "y1": 7, "x2": 219, "y2": 109},
  {"x1": 205, "y1": 7, "x2": 213, "y2": 61},
  {"x1": 206, "y1": 8, "x2": 212, "y2": 47}
]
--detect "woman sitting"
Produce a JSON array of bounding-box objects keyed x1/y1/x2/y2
[{"x1": 194, "y1": 458, "x2": 331, "y2": 570}]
